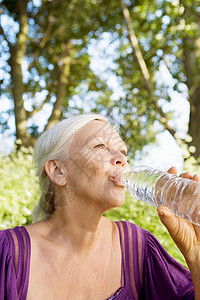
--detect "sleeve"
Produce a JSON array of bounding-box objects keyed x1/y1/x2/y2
[
  {"x1": 0, "y1": 230, "x2": 18, "y2": 300},
  {"x1": 141, "y1": 230, "x2": 194, "y2": 300}
]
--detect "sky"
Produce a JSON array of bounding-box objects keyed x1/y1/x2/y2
[
  {"x1": 133, "y1": 70, "x2": 190, "y2": 171},
  {"x1": 88, "y1": 34, "x2": 190, "y2": 172}
]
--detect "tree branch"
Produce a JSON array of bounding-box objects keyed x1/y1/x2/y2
[
  {"x1": 28, "y1": 13, "x2": 54, "y2": 72},
  {"x1": 120, "y1": 0, "x2": 152, "y2": 92},
  {"x1": 0, "y1": 24, "x2": 12, "y2": 48},
  {"x1": 161, "y1": 55, "x2": 174, "y2": 78},
  {"x1": 120, "y1": 0, "x2": 176, "y2": 138},
  {"x1": 44, "y1": 41, "x2": 72, "y2": 130},
  {"x1": 26, "y1": 89, "x2": 52, "y2": 118}
]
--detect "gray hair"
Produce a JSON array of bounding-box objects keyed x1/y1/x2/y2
[{"x1": 32, "y1": 113, "x2": 109, "y2": 221}]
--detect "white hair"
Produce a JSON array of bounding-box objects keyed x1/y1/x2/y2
[{"x1": 32, "y1": 113, "x2": 109, "y2": 221}]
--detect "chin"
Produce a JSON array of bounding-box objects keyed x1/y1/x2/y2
[
  {"x1": 115, "y1": 197, "x2": 125, "y2": 208},
  {"x1": 105, "y1": 195, "x2": 125, "y2": 210}
]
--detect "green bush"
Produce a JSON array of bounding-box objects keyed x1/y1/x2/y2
[{"x1": 0, "y1": 146, "x2": 39, "y2": 229}]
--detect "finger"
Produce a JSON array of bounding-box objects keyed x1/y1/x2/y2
[
  {"x1": 157, "y1": 206, "x2": 172, "y2": 218},
  {"x1": 179, "y1": 172, "x2": 192, "y2": 179},
  {"x1": 192, "y1": 174, "x2": 200, "y2": 182},
  {"x1": 157, "y1": 206, "x2": 179, "y2": 237},
  {"x1": 167, "y1": 166, "x2": 177, "y2": 175}
]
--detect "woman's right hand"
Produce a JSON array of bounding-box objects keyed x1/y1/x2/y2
[
  {"x1": 157, "y1": 167, "x2": 200, "y2": 262},
  {"x1": 157, "y1": 166, "x2": 200, "y2": 299}
]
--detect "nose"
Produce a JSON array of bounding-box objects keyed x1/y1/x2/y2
[{"x1": 110, "y1": 151, "x2": 127, "y2": 167}]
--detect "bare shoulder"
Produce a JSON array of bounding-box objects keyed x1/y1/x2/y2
[
  {"x1": 23, "y1": 220, "x2": 49, "y2": 243},
  {"x1": 101, "y1": 216, "x2": 120, "y2": 242}
]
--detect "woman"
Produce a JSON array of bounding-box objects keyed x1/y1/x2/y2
[{"x1": 0, "y1": 113, "x2": 200, "y2": 300}]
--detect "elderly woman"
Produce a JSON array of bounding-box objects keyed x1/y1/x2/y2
[{"x1": 0, "y1": 113, "x2": 200, "y2": 300}]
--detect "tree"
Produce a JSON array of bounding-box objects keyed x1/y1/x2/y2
[
  {"x1": 1, "y1": 0, "x2": 200, "y2": 161},
  {"x1": 0, "y1": 0, "x2": 110, "y2": 146},
  {"x1": 99, "y1": 0, "x2": 200, "y2": 159}
]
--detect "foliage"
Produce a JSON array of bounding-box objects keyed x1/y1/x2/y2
[
  {"x1": 1, "y1": 0, "x2": 200, "y2": 159},
  {"x1": 0, "y1": 0, "x2": 112, "y2": 145},
  {"x1": 96, "y1": 0, "x2": 200, "y2": 158},
  {"x1": 0, "y1": 146, "x2": 39, "y2": 229}
]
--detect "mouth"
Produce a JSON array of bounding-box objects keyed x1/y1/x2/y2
[{"x1": 110, "y1": 176, "x2": 125, "y2": 188}]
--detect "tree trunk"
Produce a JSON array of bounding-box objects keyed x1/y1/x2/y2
[
  {"x1": 45, "y1": 41, "x2": 72, "y2": 130},
  {"x1": 9, "y1": 0, "x2": 33, "y2": 147},
  {"x1": 188, "y1": 87, "x2": 200, "y2": 159},
  {"x1": 183, "y1": 35, "x2": 200, "y2": 159}
]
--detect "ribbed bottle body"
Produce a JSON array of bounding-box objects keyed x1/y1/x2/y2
[{"x1": 121, "y1": 166, "x2": 200, "y2": 226}]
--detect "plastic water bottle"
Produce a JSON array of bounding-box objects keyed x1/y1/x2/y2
[{"x1": 120, "y1": 166, "x2": 200, "y2": 226}]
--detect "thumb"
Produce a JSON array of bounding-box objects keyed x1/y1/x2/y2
[{"x1": 157, "y1": 206, "x2": 179, "y2": 237}]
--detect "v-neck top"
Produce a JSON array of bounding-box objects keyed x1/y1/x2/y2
[{"x1": 0, "y1": 221, "x2": 195, "y2": 299}]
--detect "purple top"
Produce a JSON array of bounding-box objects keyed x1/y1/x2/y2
[{"x1": 0, "y1": 221, "x2": 194, "y2": 299}]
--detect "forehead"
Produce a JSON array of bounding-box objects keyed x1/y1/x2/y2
[{"x1": 74, "y1": 120, "x2": 125, "y2": 147}]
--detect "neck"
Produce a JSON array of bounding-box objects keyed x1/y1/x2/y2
[{"x1": 44, "y1": 193, "x2": 107, "y2": 254}]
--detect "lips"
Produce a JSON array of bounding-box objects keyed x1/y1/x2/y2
[
  {"x1": 110, "y1": 168, "x2": 129, "y2": 188},
  {"x1": 110, "y1": 176, "x2": 125, "y2": 187}
]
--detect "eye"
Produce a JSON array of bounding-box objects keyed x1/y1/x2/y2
[
  {"x1": 121, "y1": 150, "x2": 127, "y2": 157},
  {"x1": 95, "y1": 144, "x2": 106, "y2": 149}
]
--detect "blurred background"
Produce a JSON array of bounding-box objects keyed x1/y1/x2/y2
[{"x1": 1, "y1": 0, "x2": 200, "y2": 267}]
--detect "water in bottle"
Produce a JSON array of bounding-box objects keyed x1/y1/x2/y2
[{"x1": 120, "y1": 166, "x2": 200, "y2": 226}]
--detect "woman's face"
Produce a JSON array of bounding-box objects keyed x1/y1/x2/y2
[{"x1": 63, "y1": 120, "x2": 129, "y2": 211}]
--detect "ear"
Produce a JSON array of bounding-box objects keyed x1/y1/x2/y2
[{"x1": 44, "y1": 160, "x2": 67, "y2": 186}]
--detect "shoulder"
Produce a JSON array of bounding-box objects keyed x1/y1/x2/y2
[
  {"x1": 115, "y1": 220, "x2": 167, "y2": 257},
  {"x1": 117, "y1": 220, "x2": 162, "y2": 243},
  {"x1": 115, "y1": 220, "x2": 147, "y2": 262},
  {"x1": 0, "y1": 226, "x2": 30, "y2": 259},
  {"x1": 0, "y1": 228, "x2": 13, "y2": 264},
  {"x1": 0, "y1": 225, "x2": 32, "y2": 282},
  {"x1": 0, "y1": 228, "x2": 11, "y2": 250},
  {"x1": 118, "y1": 221, "x2": 186, "y2": 270},
  {"x1": 0, "y1": 227, "x2": 31, "y2": 299},
  {"x1": 23, "y1": 220, "x2": 52, "y2": 240},
  {"x1": 115, "y1": 220, "x2": 147, "y2": 241}
]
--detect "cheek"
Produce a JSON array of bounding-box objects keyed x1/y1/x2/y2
[
  {"x1": 89, "y1": 153, "x2": 111, "y2": 172},
  {"x1": 83, "y1": 158, "x2": 111, "y2": 178},
  {"x1": 66, "y1": 149, "x2": 111, "y2": 188}
]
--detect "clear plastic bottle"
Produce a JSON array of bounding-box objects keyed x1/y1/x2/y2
[{"x1": 120, "y1": 165, "x2": 200, "y2": 226}]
